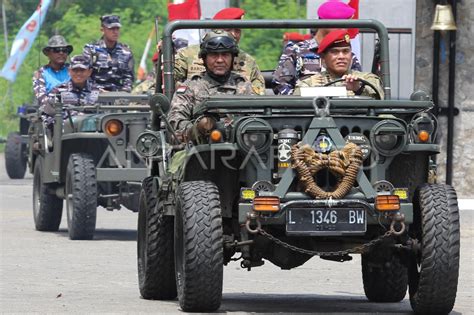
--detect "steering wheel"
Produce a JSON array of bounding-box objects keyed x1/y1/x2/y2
[{"x1": 324, "y1": 77, "x2": 382, "y2": 100}]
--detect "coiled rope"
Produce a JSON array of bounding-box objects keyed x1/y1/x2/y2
[{"x1": 291, "y1": 142, "x2": 363, "y2": 199}]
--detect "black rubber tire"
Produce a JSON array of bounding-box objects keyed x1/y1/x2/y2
[
  {"x1": 174, "y1": 181, "x2": 223, "y2": 312},
  {"x1": 137, "y1": 176, "x2": 177, "y2": 300},
  {"x1": 5, "y1": 132, "x2": 27, "y2": 179},
  {"x1": 362, "y1": 251, "x2": 407, "y2": 302},
  {"x1": 65, "y1": 153, "x2": 97, "y2": 240},
  {"x1": 32, "y1": 155, "x2": 63, "y2": 231},
  {"x1": 409, "y1": 184, "x2": 460, "y2": 314}
]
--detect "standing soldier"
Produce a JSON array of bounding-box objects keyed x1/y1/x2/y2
[
  {"x1": 33, "y1": 35, "x2": 73, "y2": 107},
  {"x1": 168, "y1": 31, "x2": 254, "y2": 142},
  {"x1": 83, "y1": 15, "x2": 134, "y2": 92},
  {"x1": 272, "y1": 1, "x2": 361, "y2": 95},
  {"x1": 174, "y1": 7, "x2": 265, "y2": 95}
]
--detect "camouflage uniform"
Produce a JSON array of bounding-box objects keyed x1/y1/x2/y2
[
  {"x1": 272, "y1": 38, "x2": 362, "y2": 95},
  {"x1": 40, "y1": 79, "x2": 99, "y2": 118},
  {"x1": 295, "y1": 70, "x2": 384, "y2": 99},
  {"x1": 83, "y1": 39, "x2": 134, "y2": 92},
  {"x1": 33, "y1": 64, "x2": 70, "y2": 107},
  {"x1": 174, "y1": 45, "x2": 265, "y2": 95},
  {"x1": 168, "y1": 72, "x2": 254, "y2": 135}
]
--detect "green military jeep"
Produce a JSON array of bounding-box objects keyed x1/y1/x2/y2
[
  {"x1": 136, "y1": 20, "x2": 460, "y2": 314},
  {"x1": 4, "y1": 104, "x2": 36, "y2": 179},
  {"x1": 30, "y1": 93, "x2": 150, "y2": 240}
]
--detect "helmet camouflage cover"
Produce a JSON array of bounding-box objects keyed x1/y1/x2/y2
[{"x1": 198, "y1": 30, "x2": 239, "y2": 58}]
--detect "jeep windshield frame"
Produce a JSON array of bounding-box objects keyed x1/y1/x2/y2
[{"x1": 161, "y1": 19, "x2": 391, "y2": 99}]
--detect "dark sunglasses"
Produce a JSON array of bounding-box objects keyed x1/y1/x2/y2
[
  {"x1": 50, "y1": 47, "x2": 70, "y2": 54},
  {"x1": 205, "y1": 36, "x2": 235, "y2": 50}
]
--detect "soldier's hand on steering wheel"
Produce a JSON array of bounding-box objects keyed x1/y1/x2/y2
[{"x1": 342, "y1": 74, "x2": 362, "y2": 92}]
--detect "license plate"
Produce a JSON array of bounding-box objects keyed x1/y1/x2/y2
[{"x1": 286, "y1": 208, "x2": 366, "y2": 235}]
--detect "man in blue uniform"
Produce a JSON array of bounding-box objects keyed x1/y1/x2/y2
[
  {"x1": 83, "y1": 15, "x2": 134, "y2": 92},
  {"x1": 32, "y1": 35, "x2": 73, "y2": 106}
]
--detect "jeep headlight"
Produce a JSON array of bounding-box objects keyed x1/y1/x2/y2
[
  {"x1": 236, "y1": 118, "x2": 273, "y2": 154},
  {"x1": 136, "y1": 130, "x2": 162, "y2": 158},
  {"x1": 370, "y1": 120, "x2": 407, "y2": 156},
  {"x1": 409, "y1": 112, "x2": 437, "y2": 143}
]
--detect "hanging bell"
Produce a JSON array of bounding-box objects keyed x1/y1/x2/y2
[{"x1": 431, "y1": 4, "x2": 457, "y2": 31}]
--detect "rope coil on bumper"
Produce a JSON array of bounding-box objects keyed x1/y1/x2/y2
[{"x1": 291, "y1": 142, "x2": 363, "y2": 199}]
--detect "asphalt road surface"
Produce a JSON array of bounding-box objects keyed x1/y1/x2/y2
[{"x1": 1, "y1": 153, "x2": 472, "y2": 314}]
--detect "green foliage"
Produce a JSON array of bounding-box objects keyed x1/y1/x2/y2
[{"x1": 0, "y1": 0, "x2": 306, "y2": 139}]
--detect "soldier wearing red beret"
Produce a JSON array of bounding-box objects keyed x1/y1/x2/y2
[
  {"x1": 272, "y1": 1, "x2": 362, "y2": 95},
  {"x1": 295, "y1": 29, "x2": 384, "y2": 99}
]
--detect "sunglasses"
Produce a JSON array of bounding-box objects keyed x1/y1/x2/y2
[
  {"x1": 205, "y1": 36, "x2": 236, "y2": 50},
  {"x1": 50, "y1": 47, "x2": 70, "y2": 54}
]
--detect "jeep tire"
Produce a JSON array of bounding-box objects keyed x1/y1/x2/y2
[
  {"x1": 5, "y1": 132, "x2": 27, "y2": 179},
  {"x1": 362, "y1": 250, "x2": 407, "y2": 302},
  {"x1": 137, "y1": 176, "x2": 176, "y2": 300},
  {"x1": 33, "y1": 155, "x2": 63, "y2": 231},
  {"x1": 408, "y1": 184, "x2": 460, "y2": 314},
  {"x1": 174, "y1": 181, "x2": 223, "y2": 312},
  {"x1": 65, "y1": 153, "x2": 97, "y2": 240}
]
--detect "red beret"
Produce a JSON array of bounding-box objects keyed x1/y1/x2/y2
[
  {"x1": 317, "y1": 0, "x2": 355, "y2": 19},
  {"x1": 283, "y1": 32, "x2": 305, "y2": 42},
  {"x1": 152, "y1": 52, "x2": 159, "y2": 63},
  {"x1": 317, "y1": 29, "x2": 351, "y2": 54},
  {"x1": 213, "y1": 7, "x2": 245, "y2": 20}
]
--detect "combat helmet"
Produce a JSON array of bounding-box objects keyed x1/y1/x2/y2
[{"x1": 198, "y1": 30, "x2": 239, "y2": 58}]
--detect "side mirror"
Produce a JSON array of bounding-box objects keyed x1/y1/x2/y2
[{"x1": 149, "y1": 93, "x2": 170, "y2": 131}]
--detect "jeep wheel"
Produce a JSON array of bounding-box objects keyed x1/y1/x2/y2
[
  {"x1": 137, "y1": 176, "x2": 176, "y2": 300},
  {"x1": 33, "y1": 155, "x2": 63, "y2": 231},
  {"x1": 174, "y1": 181, "x2": 223, "y2": 312},
  {"x1": 5, "y1": 132, "x2": 27, "y2": 179},
  {"x1": 65, "y1": 154, "x2": 97, "y2": 240},
  {"x1": 408, "y1": 184, "x2": 460, "y2": 314},
  {"x1": 362, "y1": 250, "x2": 407, "y2": 302}
]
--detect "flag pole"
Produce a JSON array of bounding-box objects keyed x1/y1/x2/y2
[{"x1": 2, "y1": 0, "x2": 9, "y2": 59}]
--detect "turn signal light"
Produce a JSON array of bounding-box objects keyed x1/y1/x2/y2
[
  {"x1": 104, "y1": 119, "x2": 123, "y2": 136},
  {"x1": 210, "y1": 129, "x2": 222, "y2": 142},
  {"x1": 253, "y1": 196, "x2": 280, "y2": 212},
  {"x1": 375, "y1": 195, "x2": 400, "y2": 211},
  {"x1": 418, "y1": 130, "x2": 430, "y2": 142}
]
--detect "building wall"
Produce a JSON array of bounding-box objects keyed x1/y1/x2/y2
[{"x1": 415, "y1": 0, "x2": 474, "y2": 197}]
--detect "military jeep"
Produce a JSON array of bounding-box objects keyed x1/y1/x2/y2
[
  {"x1": 136, "y1": 20, "x2": 460, "y2": 314},
  {"x1": 4, "y1": 104, "x2": 36, "y2": 179},
  {"x1": 29, "y1": 92, "x2": 150, "y2": 240}
]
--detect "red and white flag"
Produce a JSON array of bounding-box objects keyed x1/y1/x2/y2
[
  {"x1": 167, "y1": 0, "x2": 201, "y2": 45},
  {"x1": 347, "y1": 0, "x2": 361, "y2": 61},
  {"x1": 136, "y1": 28, "x2": 155, "y2": 82}
]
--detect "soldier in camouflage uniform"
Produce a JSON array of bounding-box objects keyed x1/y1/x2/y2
[
  {"x1": 83, "y1": 15, "x2": 134, "y2": 92},
  {"x1": 295, "y1": 30, "x2": 384, "y2": 99},
  {"x1": 272, "y1": 1, "x2": 362, "y2": 95},
  {"x1": 168, "y1": 31, "x2": 254, "y2": 142},
  {"x1": 41, "y1": 55, "x2": 99, "y2": 121},
  {"x1": 40, "y1": 55, "x2": 100, "y2": 150},
  {"x1": 33, "y1": 35, "x2": 73, "y2": 107},
  {"x1": 174, "y1": 8, "x2": 265, "y2": 95}
]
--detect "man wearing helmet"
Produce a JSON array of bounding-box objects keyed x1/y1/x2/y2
[
  {"x1": 168, "y1": 30, "x2": 254, "y2": 142},
  {"x1": 174, "y1": 7, "x2": 265, "y2": 95}
]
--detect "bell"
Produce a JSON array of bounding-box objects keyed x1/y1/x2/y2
[{"x1": 431, "y1": 4, "x2": 457, "y2": 31}]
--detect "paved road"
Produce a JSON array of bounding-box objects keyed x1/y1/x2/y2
[{"x1": 0, "y1": 153, "x2": 472, "y2": 314}]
